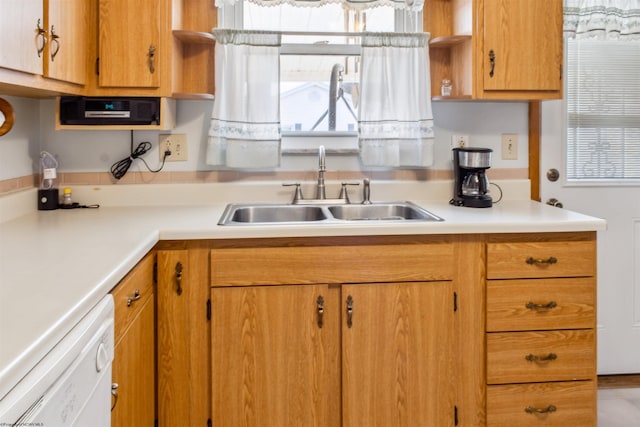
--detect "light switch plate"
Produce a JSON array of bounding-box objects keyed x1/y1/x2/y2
[{"x1": 501, "y1": 134, "x2": 518, "y2": 160}]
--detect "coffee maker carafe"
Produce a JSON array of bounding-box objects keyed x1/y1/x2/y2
[{"x1": 450, "y1": 147, "x2": 493, "y2": 208}]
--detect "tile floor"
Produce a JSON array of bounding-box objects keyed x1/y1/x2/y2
[{"x1": 598, "y1": 388, "x2": 640, "y2": 426}]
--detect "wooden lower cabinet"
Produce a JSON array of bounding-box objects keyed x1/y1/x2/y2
[
  {"x1": 210, "y1": 237, "x2": 459, "y2": 427},
  {"x1": 152, "y1": 232, "x2": 596, "y2": 427},
  {"x1": 110, "y1": 252, "x2": 156, "y2": 427},
  {"x1": 210, "y1": 281, "x2": 454, "y2": 427},
  {"x1": 485, "y1": 232, "x2": 597, "y2": 426},
  {"x1": 487, "y1": 381, "x2": 596, "y2": 427},
  {"x1": 342, "y1": 281, "x2": 454, "y2": 427},
  {"x1": 211, "y1": 284, "x2": 341, "y2": 427}
]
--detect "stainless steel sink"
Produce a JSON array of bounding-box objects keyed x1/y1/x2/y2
[
  {"x1": 218, "y1": 201, "x2": 443, "y2": 225},
  {"x1": 222, "y1": 204, "x2": 328, "y2": 224},
  {"x1": 328, "y1": 203, "x2": 443, "y2": 221}
]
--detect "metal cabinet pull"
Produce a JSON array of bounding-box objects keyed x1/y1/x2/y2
[
  {"x1": 525, "y1": 353, "x2": 558, "y2": 362},
  {"x1": 525, "y1": 405, "x2": 557, "y2": 414},
  {"x1": 526, "y1": 256, "x2": 558, "y2": 265},
  {"x1": 489, "y1": 49, "x2": 496, "y2": 77},
  {"x1": 316, "y1": 295, "x2": 324, "y2": 328},
  {"x1": 49, "y1": 25, "x2": 60, "y2": 61},
  {"x1": 175, "y1": 262, "x2": 183, "y2": 296},
  {"x1": 147, "y1": 44, "x2": 156, "y2": 74},
  {"x1": 111, "y1": 383, "x2": 119, "y2": 411},
  {"x1": 526, "y1": 301, "x2": 557, "y2": 310},
  {"x1": 36, "y1": 19, "x2": 47, "y2": 58},
  {"x1": 346, "y1": 295, "x2": 354, "y2": 328},
  {"x1": 127, "y1": 289, "x2": 141, "y2": 307}
]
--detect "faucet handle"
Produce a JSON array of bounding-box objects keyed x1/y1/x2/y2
[
  {"x1": 282, "y1": 183, "x2": 304, "y2": 204},
  {"x1": 339, "y1": 182, "x2": 360, "y2": 204},
  {"x1": 362, "y1": 178, "x2": 372, "y2": 204}
]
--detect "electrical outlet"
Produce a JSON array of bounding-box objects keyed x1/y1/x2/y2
[
  {"x1": 451, "y1": 135, "x2": 469, "y2": 149},
  {"x1": 159, "y1": 134, "x2": 188, "y2": 161},
  {"x1": 501, "y1": 134, "x2": 518, "y2": 160}
]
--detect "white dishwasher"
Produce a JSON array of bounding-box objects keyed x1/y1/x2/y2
[{"x1": 0, "y1": 295, "x2": 114, "y2": 426}]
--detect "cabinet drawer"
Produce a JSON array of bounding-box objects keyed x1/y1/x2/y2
[
  {"x1": 211, "y1": 243, "x2": 454, "y2": 286},
  {"x1": 487, "y1": 278, "x2": 595, "y2": 332},
  {"x1": 487, "y1": 240, "x2": 596, "y2": 279},
  {"x1": 112, "y1": 252, "x2": 155, "y2": 342},
  {"x1": 487, "y1": 381, "x2": 596, "y2": 427},
  {"x1": 486, "y1": 330, "x2": 595, "y2": 384}
]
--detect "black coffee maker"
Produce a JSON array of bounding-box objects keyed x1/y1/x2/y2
[{"x1": 450, "y1": 147, "x2": 493, "y2": 208}]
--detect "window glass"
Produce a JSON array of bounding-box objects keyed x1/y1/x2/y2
[
  {"x1": 221, "y1": 1, "x2": 417, "y2": 137},
  {"x1": 566, "y1": 39, "x2": 640, "y2": 182}
]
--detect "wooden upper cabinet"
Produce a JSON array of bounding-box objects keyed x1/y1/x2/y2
[
  {"x1": 425, "y1": 0, "x2": 563, "y2": 100},
  {"x1": 98, "y1": 0, "x2": 163, "y2": 89},
  {"x1": 480, "y1": 0, "x2": 563, "y2": 95},
  {"x1": 45, "y1": 0, "x2": 87, "y2": 85},
  {"x1": 0, "y1": 0, "x2": 44, "y2": 75}
]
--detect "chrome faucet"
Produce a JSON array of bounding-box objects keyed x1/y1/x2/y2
[
  {"x1": 316, "y1": 145, "x2": 326, "y2": 200},
  {"x1": 362, "y1": 178, "x2": 372, "y2": 204},
  {"x1": 328, "y1": 64, "x2": 344, "y2": 131}
]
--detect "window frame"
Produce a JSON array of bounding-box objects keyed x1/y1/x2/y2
[
  {"x1": 563, "y1": 37, "x2": 640, "y2": 186},
  {"x1": 217, "y1": 2, "x2": 422, "y2": 153}
]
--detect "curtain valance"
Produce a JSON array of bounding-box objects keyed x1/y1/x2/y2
[
  {"x1": 564, "y1": 0, "x2": 640, "y2": 40},
  {"x1": 207, "y1": 30, "x2": 282, "y2": 168},
  {"x1": 215, "y1": 0, "x2": 423, "y2": 11}
]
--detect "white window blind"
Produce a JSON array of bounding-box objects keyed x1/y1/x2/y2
[{"x1": 566, "y1": 39, "x2": 640, "y2": 182}]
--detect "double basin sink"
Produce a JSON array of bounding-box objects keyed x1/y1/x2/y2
[{"x1": 218, "y1": 201, "x2": 444, "y2": 225}]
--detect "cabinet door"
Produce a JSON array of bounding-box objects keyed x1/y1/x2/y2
[
  {"x1": 482, "y1": 0, "x2": 562, "y2": 92},
  {"x1": 211, "y1": 285, "x2": 341, "y2": 427},
  {"x1": 98, "y1": 0, "x2": 161, "y2": 88},
  {"x1": 0, "y1": 0, "x2": 43, "y2": 74},
  {"x1": 112, "y1": 295, "x2": 156, "y2": 427},
  {"x1": 342, "y1": 282, "x2": 454, "y2": 427},
  {"x1": 45, "y1": 0, "x2": 87, "y2": 84}
]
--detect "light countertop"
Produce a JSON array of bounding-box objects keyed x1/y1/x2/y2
[{"x1": 0, "y1": 181, "x2": 606, "y2": 402}]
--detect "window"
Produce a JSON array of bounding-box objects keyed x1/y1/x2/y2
[
  {"x1": 566, "y1": 39, "x2": 640, "y2": 182},
  {"x1": 218, "y1": 1, "x2": 422, "y2": 135}
]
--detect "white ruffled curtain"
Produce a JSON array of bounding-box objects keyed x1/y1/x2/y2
[
  {"x1": 358, "y1": 32, "x2": 434, "y2": 167},
  {"x1": 564, "y1": 0, "x2": 640, "y2": 40},
  {"x1": 215, "y1": 0, "x2": 423, "y2": 11},
  {"x1": 206, "y1": 30, "x2": 282, "y2": 168}
]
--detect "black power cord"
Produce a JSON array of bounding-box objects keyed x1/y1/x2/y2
[{"x1": 111, "y1": 131, "x2": 171, "y2": 180}]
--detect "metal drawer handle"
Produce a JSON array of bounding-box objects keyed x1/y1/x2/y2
[
  {"x1": 526, "y1": 301, "x2": 557, "y2": 310},
  {"x1": 525, "y1": 353, "x2": 558, "y2": 362},
  {"x1": 346, "y1": 295, "x2": 354, "y2": 328},
  {"x1": 526, "y1": 256, "x2": 558, "y2": 265},
  {"x1": 127, "y1": 289, "x2": 141, "y2": 307},
  {"x1": 525, "y1": 405, "x2": 557, "y2": 414}
]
